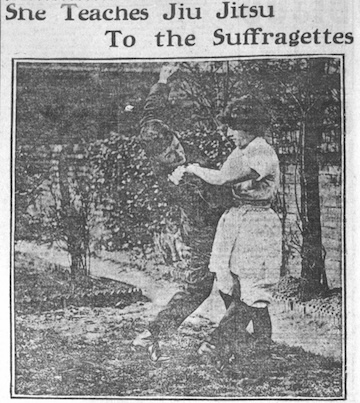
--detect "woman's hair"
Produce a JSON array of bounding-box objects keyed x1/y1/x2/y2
[{"x1": 219, "y1": 94, "x2": 270, "y2": 133}]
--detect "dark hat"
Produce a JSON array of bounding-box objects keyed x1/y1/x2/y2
[
  {"x1": 219, "y1": 94, "x2": 269, "y2": 132},
  {"x1": 140, "y1": 119, "x2": 176, "y2": 155}
]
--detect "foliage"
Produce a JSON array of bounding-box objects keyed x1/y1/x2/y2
[
  {"x1": 15, "y1": 60, "x2": 342, "y2": 291},
  {"x1": 88, "y1": 62, "x2": 248, "y2": 254},
  {"x1": 88, "y1": 128, "x2": 232, "y2": 253},
  {"x1": 221, "y1": 58, "x2": 341, "y2": 294},
  {"x1": 255, "y1": 58, "x2": 340, "y2": 293},
  {"x1": 15, "y1": 147, "x2": 49, "y2": 242},
  {"x1": 89, "y1": 59, "x2": 340, "y2": 274}
]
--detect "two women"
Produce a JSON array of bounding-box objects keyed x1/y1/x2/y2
[{"x1": 133, "y1": 63, "x2": 282, "y2": 365}]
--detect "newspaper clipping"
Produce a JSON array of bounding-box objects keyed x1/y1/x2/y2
[{"x1": 1, "y1": 0, "x2": 358, "y2": 400}]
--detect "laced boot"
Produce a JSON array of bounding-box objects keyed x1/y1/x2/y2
[
  {"x1": 207, "y1": 299, "x2": 253, "y2": 371},
  {"x1": 251, "y1": 302, "x2": 272, "y2": 352}
]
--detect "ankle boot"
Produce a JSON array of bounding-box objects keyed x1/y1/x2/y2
[
  {"x1": 207, "y1": 300, "x2": 253, "y2": 370},
  {"x1": 209, "y1": 301, "x2": 251, "y2": 353},
  {"x1": 251, "y1": 305, "x2": 272, "y2": 345}
]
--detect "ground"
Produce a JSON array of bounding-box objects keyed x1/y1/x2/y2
[{"x1": 13, "y1": 242, "x2": 344, "y2": 398}]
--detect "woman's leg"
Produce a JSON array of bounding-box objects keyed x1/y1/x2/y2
[
  {"x1": 148, "y1": 271, "x2": 215, "y2": 338},
  {"x1": 133, "y1": 270, "x2": 215, "y2": 362}
]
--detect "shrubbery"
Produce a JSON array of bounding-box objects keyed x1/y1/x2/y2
[
  {"x1": 88, "y1": 125, "x2": 234, "y2": 254},
  {"x1": 15, "y1": 60, "x2": 341, "y2": 293}
]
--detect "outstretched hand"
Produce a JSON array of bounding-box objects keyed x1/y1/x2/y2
[
  {"x1": 168, "y1": 164, "x2": 201, "y2": 185},
  {"x1": 158, "y1": 63, "x2": 179, "y2": 84}
]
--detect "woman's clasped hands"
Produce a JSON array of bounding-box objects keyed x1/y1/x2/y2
[{"x1": 168, "y1": 164, "x2": 199, "y2": 185}]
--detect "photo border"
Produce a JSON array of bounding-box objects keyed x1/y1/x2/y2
[{"x1": 10, "y1": 54, "x2": 346, "y2": 400}]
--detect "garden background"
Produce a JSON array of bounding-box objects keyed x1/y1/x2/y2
[{"x1": 13, "y1": 58, "x2": 344, "y2": 397}]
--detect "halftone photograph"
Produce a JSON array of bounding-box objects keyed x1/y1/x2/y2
[{"x1": 12, "y1": 57, "x2": 344, "y2": 398}]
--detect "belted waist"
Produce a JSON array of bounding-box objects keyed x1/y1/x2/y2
[{"x1": 232, "y1": 198, "x2": 271, "y2": 208}]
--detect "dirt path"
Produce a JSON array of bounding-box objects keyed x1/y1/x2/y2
[{"x1": 15, "y1": 242, "x2": 343, "y2": 361}]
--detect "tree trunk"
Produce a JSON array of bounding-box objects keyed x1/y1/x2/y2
[
  {"x1": 58, "y1": 150, "x2": 89, "y2": 279},
  {"x1": 280, "y1": 164, "x2": 289, "y2": 277},
  {"x1": 300, "y1": 115, "x2": 328, "y2": 298}
]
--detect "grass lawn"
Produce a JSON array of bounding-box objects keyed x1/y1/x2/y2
[
  {"x1": 15, "y1": 305, "x2": 343, "y2": 397},
  {"x1": 13, "y1": 251, "x2": 343, "y2": 398}
]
